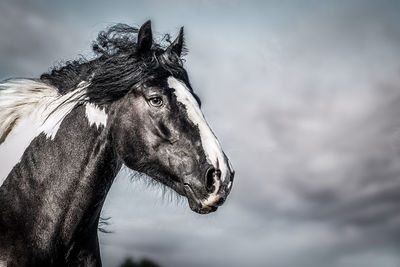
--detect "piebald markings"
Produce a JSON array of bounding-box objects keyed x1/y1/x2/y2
[
  {"x1": 0, "y1": 80, "x2": 106, "y2": 185},
  {"x1": 0, "y1": 76, "x2": 226, "y2": 207},
  {"x1": 85, "y1": 103, "x2": 108, "y2": 129}
]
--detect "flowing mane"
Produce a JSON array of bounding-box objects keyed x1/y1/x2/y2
[
  {"x1": 41, "y1": 23, "x2": 189, "y2": 105},
  {"x1": 0, "y1": 23, "x2": 189, "y2": 145},
  {"x1": 0, "y1": 79, "x2": 88, "y2": 144}
]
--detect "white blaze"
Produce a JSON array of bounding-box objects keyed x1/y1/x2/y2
[{"x1": 167, "y1": 76, "x2": 228, "y2": 184}]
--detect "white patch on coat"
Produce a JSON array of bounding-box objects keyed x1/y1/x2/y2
[
  {"x1": 85, "y1": 103, "x2": 107, "y2": 128},
  {"x1": 0, "y1": 79, "x2": 88, "y2": 184},
  {"x1": 167, "y1": 76, "x2": 228, "y2": 184}
]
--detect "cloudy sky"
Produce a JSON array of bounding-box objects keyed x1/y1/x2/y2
[{"x1": 1, "y1": 0, "x2": 400, "y2": 266}]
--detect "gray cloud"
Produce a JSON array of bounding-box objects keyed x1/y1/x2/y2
[{"x1": 0, "y1": 0, "x2": 91, "y2": 79}]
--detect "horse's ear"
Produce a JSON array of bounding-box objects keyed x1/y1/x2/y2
[
  {"x1": 137, "y1": 20, "x2": 153, "y2": 54},
  {"x1": 166, "y1": 27, "x2": 184, "y2": 57}
]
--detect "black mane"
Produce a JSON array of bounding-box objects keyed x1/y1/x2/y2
[{"x1": 40, "y1": 23, "x2": 189, "y2": 105}]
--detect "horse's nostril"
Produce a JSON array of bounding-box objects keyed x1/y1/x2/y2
[
  {"x1": 205, "y1": 167, "x2": 216, "y2": 192},
  {"x1": 230, "y1": 170, "x2": 235, "y2": 181}
]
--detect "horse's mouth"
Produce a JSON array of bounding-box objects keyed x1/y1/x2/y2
[{"x1": 183, "y1": 184, "x2": 224, "y2": 214}]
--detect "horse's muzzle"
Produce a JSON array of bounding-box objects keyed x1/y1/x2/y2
[{"x1": 184, "y1": 160, "x2": 235, "y2": 214}]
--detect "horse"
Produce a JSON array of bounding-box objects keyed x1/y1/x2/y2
[{"x1": 0, "y1": 21, "x2": 234, "y2": 267}]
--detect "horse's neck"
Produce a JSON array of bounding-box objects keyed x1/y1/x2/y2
[{"x1": 0, "y1": 104, "x2": 121, "y2": 254}]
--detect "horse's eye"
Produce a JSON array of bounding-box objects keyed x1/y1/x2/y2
[{"x1": 149, "y1": 96, "x2": 163, "y2": 107}]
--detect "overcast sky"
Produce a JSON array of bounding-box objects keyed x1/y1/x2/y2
[{"x1": 1, "y1": 0, "x2": 400, "y2": 267}]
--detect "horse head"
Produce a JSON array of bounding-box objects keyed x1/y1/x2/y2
[{"x1": 107, "y1": 21, "x2": 235, "y2": 214}]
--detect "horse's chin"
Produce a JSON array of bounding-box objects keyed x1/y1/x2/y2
[
  {"x1": 168, "y1": 177, "x2": 229, "y2": 214},
  {"x1": 181, "y1": 184, "x2": 218, "y2": 214},
  {"x1": 187, "y1": 197, "x2": 218, "y2": 214}
]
